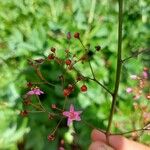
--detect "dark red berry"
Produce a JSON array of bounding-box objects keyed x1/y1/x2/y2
[
  {"x1": 74, "y1": 32, "x2": 80, "y2": 39},
  {"x1": 65, "y1": 59, "x2": 71, "y2": 65},
  {"x1": 27, "y1": 82, "x2": 32, "y2": 88},
  {"x1": 51, "y1": 47, "x2": 56, "y2": 53},
  {"x1": 20, "y1": 110, "x2": 28, "y2": 117},
  {"x1": 68, "y1": 84, "x2": 74, "y2": 92},
  {"x1": 47, "y1": 134, "x2": 55, "y2": 141},
  {"x1": 48, "y1": 54, "x2": 55, "y2": 60},
  {"x1": 95, "y1": 45, "x2": 101, "y2": 51},
  {"x1": 63, "y1": 88, "x2": 70, "y2": 97},
  {"x1": 76, "y1": 75, "x2": 84, "y2": 81},
  {"x1": 81, "y1": 85, "x2": 87, "y2": 92},
  {"x1": 51, "y1": 104, "x2": 56, "y2": 109}
]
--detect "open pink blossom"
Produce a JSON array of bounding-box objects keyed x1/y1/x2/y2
[
  {"x1": 63, "y1": 104, "x2": 82, "y2": 126},
  {"x1": 126, "y1": 87, "x2": 132, "y2": 93},
  {"x1": 27, "y1": 87, "x2": 44, "y2": 95}
]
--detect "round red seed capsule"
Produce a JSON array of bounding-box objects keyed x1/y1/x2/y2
[
  {"x1": 27, "y1": 82, "x2": 32, "y2": 88},
  {"x1": 20, "y1": 110, "x2": 28, "y2": 117},
  {"x1": 74, "y1": 32, "x2": 80, "y2": 39},
  {"x1": 47, "y1": 134, "x2": 55, "y2": 141},
  {"x1": 63, "y1": 88, "x2": 70, "y2": 97},
  {"x1": 51, "y1": 47, "x2": 56, "y2": 53},
  {"x1": 68, "y1": 84, "x2": 74, "y2": 91},
  {"x1": 95, "y1": 45, "x2": 101, "y2": 51},
  {"x1": 65, "y1": 59, "x2": 71, "y2": 65},
  {"x1": 51, "y1": 104, "x2": 56, "y2": 109},
  {"x1": 76, "y1": 75, "x2": 84, "y2": 81},
  {"x1": 81, "y1": 85, "x2": 87, "y2": 92},
  {"x1": 48, "y1": 54, "x2": 55, "y2": 60}
]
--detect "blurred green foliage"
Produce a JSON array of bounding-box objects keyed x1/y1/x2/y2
[{"x1": 0, "y1": 0, "x2": 150, "y2": 149}]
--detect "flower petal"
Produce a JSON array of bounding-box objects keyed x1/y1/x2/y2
[
  {"x1": 27, "y1": 91, "x2": 34, "y2": 95},
  {"x1": 143, "y1": 71, "x2": 148, "y2": 79},
  {"x1": 34, "y1": 89, "x2": 44, "y2": 95},
  {"x1": 40, "y1": 90, "x2": 44, "y2": 94},
  {"x1": 75, "y1": 114, "x2": 81, "y2": 121},
  {"x1": 63, "y1": 111, "x2": 70, "y2": 117}
]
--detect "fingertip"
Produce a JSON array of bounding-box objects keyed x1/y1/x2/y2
[
  {"x1": 109, "y1": 134, "x2": 126, "y2": 149},
  {"x1": 89, "y1": 141, "x2": 114, "y2": 150},
  {"x1": 91, "y1": 129, "x2": 126, "y2": 149},
  {"x1": 91, "y1": 129, "x2": 106, "y2": 142}
]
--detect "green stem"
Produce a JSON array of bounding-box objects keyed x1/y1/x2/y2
[
  {"x1": 89, "y1": 77, "x2": 113, "y2": 95},
  {"x1": 51, "y1": 117, "x2": 64, "y2": 135},
  {"x1": 36, "y1": 95, "x2": 47, "y2": 112},
  {"x1": 79, "y1": 38, "x2": 96, "y2": 79},
  {"x1": 106, "y1": 0, "x2": 123, "y2": 138},
  {"x1": 122, "y1": 48, "x2": 150, "y2": 62},
  {"x1": 73, "y1": 67, "x2": 112, "y2": 95},
  {"x1": 112, "y1": 128, "x2": 150, "y2": 136}
]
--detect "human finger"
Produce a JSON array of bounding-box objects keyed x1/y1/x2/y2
[{"x1": 89, "y1": 141, "x2": 114, "y2": 150}]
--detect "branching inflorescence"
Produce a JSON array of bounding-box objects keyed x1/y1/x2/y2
[{"x1": 20, "y1": 32, "x2": 106, "y2": 144}]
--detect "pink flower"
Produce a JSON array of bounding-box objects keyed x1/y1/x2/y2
[
  {"x1": 63, "y1": 104, "x2": 82, "y2": 126},
  {"x1": 27, "y1": 87, "x2": 44, "y2": 95},
  {"x1": 143, "y1": 71, "x2": 148, "y2": 79},
  {"x1": 126, "y1": 87, "x2": 132, "y2": 93}
]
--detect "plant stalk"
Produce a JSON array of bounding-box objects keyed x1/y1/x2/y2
[{"x1": 106, "y1": 0, "x2": 123, "y2": 139}]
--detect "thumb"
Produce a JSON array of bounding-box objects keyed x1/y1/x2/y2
[
  {"x1": 89, "y1": 141, "x2": 114, "y2": 150},
  {"x1": 91, "y1": 129, "x2": 150, "y2": 150}
]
